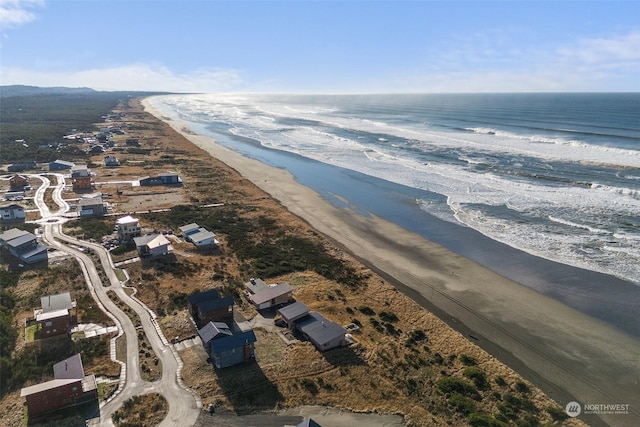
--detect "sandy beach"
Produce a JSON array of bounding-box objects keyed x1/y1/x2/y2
[{"x1": 142, "y1": 97, "x2": 639, "y2": 426}]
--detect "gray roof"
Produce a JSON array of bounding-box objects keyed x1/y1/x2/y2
[
  {"x1": 0, "y1": 228, "x2": 30, "y2": 243},
  {"x1": 189, "y1": 229, "x2": 216, "y2": 244},
  {"x1": 179, "y1": 223, "x2": 200, "y2": 235},
  {"x1": 0, "y1": 204, "x2": 24, "y2": 211},
  {"x1": 244, "y1": 277, "x2": 268, "y2": 294},
  {"x1": 278, "y1": 301, "x2": 310, "y2": 322},
  {"x1": 210, "y1": 330, "x2": 257, "y2": 353},
  {"x1": 20, "y1": 243, "x2": 48, "y2": 261},
  {"x1": 20, "y1": 378, "x2": 80, "y2": 397},
  {"x1": 53, "y1": 354, "x2": 85, "y2": 380},
  {"x1": 144, "y1": 235, "x2": 170, "y2": 250},
  {"x1": 133, "y1": 234, "x2": 159, "y2": 247},
  {"x1": 296, "y1": 312, "x2": 346, "y2": 347},
  {"x1": 41, "y1": 292, "x2": 73, "y2": 313},
  {"x1": 5, "y1": 233, "x2": 35, "y2": 248},
  {"x1": 51, "y1": 159, "x2": 75, "y2": 166},
  {"x1": 79, "y1": 197, "x2": 103, "y2": 207},
  {"x1": 198, "y1": 321, "x2": 232, "y2": 344},
  {"x1": 249, "y1": 282, "x2": 293, "y2": 305}
]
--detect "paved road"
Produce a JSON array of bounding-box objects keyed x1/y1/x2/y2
[{"x1": 31, "y1": 173, "x2": 201, "y2": 426}]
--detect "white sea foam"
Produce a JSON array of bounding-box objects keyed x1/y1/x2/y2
[{"x1": 149, "y1": 94, "x2": 640, "y2": 286}]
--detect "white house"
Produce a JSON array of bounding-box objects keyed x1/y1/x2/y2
[
  {"x1": 0, "y1": 204, "x2": 26, "y2": 221},
  {"x1": 116, "y1": 216, "x2": 141, "y2": 240}
]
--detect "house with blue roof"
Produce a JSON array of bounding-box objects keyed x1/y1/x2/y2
[{"x1": 197, "y1": 323, "x2": 257, "y2": 369}]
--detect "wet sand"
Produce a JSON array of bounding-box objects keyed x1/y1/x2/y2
[{"x1": 143, "y1": 97, "x2": 639, "y2": 427}]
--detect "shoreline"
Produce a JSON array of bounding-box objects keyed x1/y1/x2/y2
[{"x1": 142, "y1": 97, "x2": 639, "y2": 426}]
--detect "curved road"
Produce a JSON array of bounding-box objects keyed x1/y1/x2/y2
[{"x1": 31, "y1": 173, "x2": 200, "y2": 426}]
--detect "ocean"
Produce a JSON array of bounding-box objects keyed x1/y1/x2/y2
[{"x1": 149, "y1": 93, "x2": 640, "y2": 334}]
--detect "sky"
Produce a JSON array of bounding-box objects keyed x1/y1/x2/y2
[{"x1": 0, "y1": 0, "x2": 639, "y2": 93}]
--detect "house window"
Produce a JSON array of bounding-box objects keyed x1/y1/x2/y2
[
  {"x1": 45, "y1": 321, "x2": 52, "y2": 327},
  {"x1": 227, "y1": 306, "x2": 232, "y2": 312}
]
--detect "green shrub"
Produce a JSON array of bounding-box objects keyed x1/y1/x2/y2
[
  {"x1": 378, "y1": 311, "x2": 398, "y2": 322},
  {"x1": 405, "y1": 329, "x2": 427, "y2": 347},
  {"x1": 358, "y1": 306, "x2": 375, "y2": 315},
  {"x1": 545, "y1": 405, "x2": 568, "y2": 422},
  {"x1": 459, "y1": 354, "x2": 477, "y2": 366},
  {"x1": 437, "y1": 376, "x2": 479, "y2": 399},
  {"x1": 514, "y1": 380, "x2": 530, "y2": 394},
  {"x1": 494, "y1": 376, "x2": 507, "y2": 387},
  {"x1": 449, "y1": 393, "x2": 476, "y2": 415},
  {"x1": 300, "y1": 378, "x2": 318, "y2": 395},
  {"x1": 467, "y1": 412, "x2": 509, "y2": 427},
  {"x1": 463, "y1": 366, "x2": 490, "y2": 390}
]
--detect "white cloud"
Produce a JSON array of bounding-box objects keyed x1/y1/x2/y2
[
  {"x1": 384, "y1": 29, "x2": 640, "y2": 93},
  {"x1": 0, "y1": 63, "x2": 246, "y2": 92},
  {"x1": 0, "y1": 0, "x2": 44, "y2": 30},
  {"x1": 556, "y1": 30, "x2": 640, "y2": 69}
]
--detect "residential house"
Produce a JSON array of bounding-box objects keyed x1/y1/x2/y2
[
  {"x1": 116, "y1": 216, "x2": 141, "y2": 240},
  {"x1": 197, "y1": 321, "x2": 233, "y2": 353},
  {"x1": 139, "y1": 172, "x2": 182, "y2": 186},
  {"x1": 180, "y1": 223, "x2": 218, "y2": 248},
  {"x1": 187, "y1": 289, "x2": 221, "y2": 322},
  {"x1": 78, "y1": 195, "x2": 106, "y2": 217},
  {"x1": 35, "y1": 309, "x2": 71, "y2": 338},
  {"x1": 179, "y1": 223, "x2": 201, "y2": 239},
  {"x1": 244, "y1": 278, "x2": 293, "y2": 310},
  {"x1": 295, "y1": 312, "x2": 347, "y2": 352},
  {"x1": 34, "y1": 291, "x2": 76, "y2": 337},
  {"x1": 49, "y1": 159, "x2": 75, "y2": 171},
  {"x1": 158, "y1": 172, "x2": 181, "y2": 185},
  {"x1": 4, "y1": 191, "x2": 25, "y2": 201},
  {"x1": 104, "y1": 155, "x2": 119, "y2": 167},
  {"x1": 244, "y1": 277, "x2": 269, "y2": 295},
  {"x1": 278, "y1": 303, "x2": 347, "y2": 352},
  {"x1": 198, "y1": 322, "x2": 257, "y2": 369},
  {"x1": 189, "y1": 229, "x2": 218, "y2": 248},
  {"x1": 88, "y1": 145, "x2": 105, "y2": 154},
  {"x1": 20, "y1": 354, "x2": 97, "y2": 420},
  {"x1": 248, "y1": 282, "x2": 293, "y2": 310},
  {"x1": 133, "y1": 234, "x2": 172, "y2": 257},
  {"x1": 9, "y1": 174, "x2": 29, "y2": 191},
  {"x1": 40, "y1": 291, "x2": 75, "y2": 313},
  {"x1": 0, "y1": 228, "x2": 48, "y2": 264},
  {"x1": 71, "y1": 165, "x2": 89, "y2": 178},
  {"x1": 8, "y1": 161, "x2": 37, "y2": 172},
  {"x1": 277, "y1": 301, "x2": 311, "y2": 329},
  {"x1": 198, "y1": 295, "x2": 234, "y2": 326},
  {"x1": 0, "y1": 204, "x2": 26, "y2": 222}
]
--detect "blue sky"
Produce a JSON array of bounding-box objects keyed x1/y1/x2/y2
[{"x1": 1, "y1": 0, "x2": 638, "y2": 93}]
